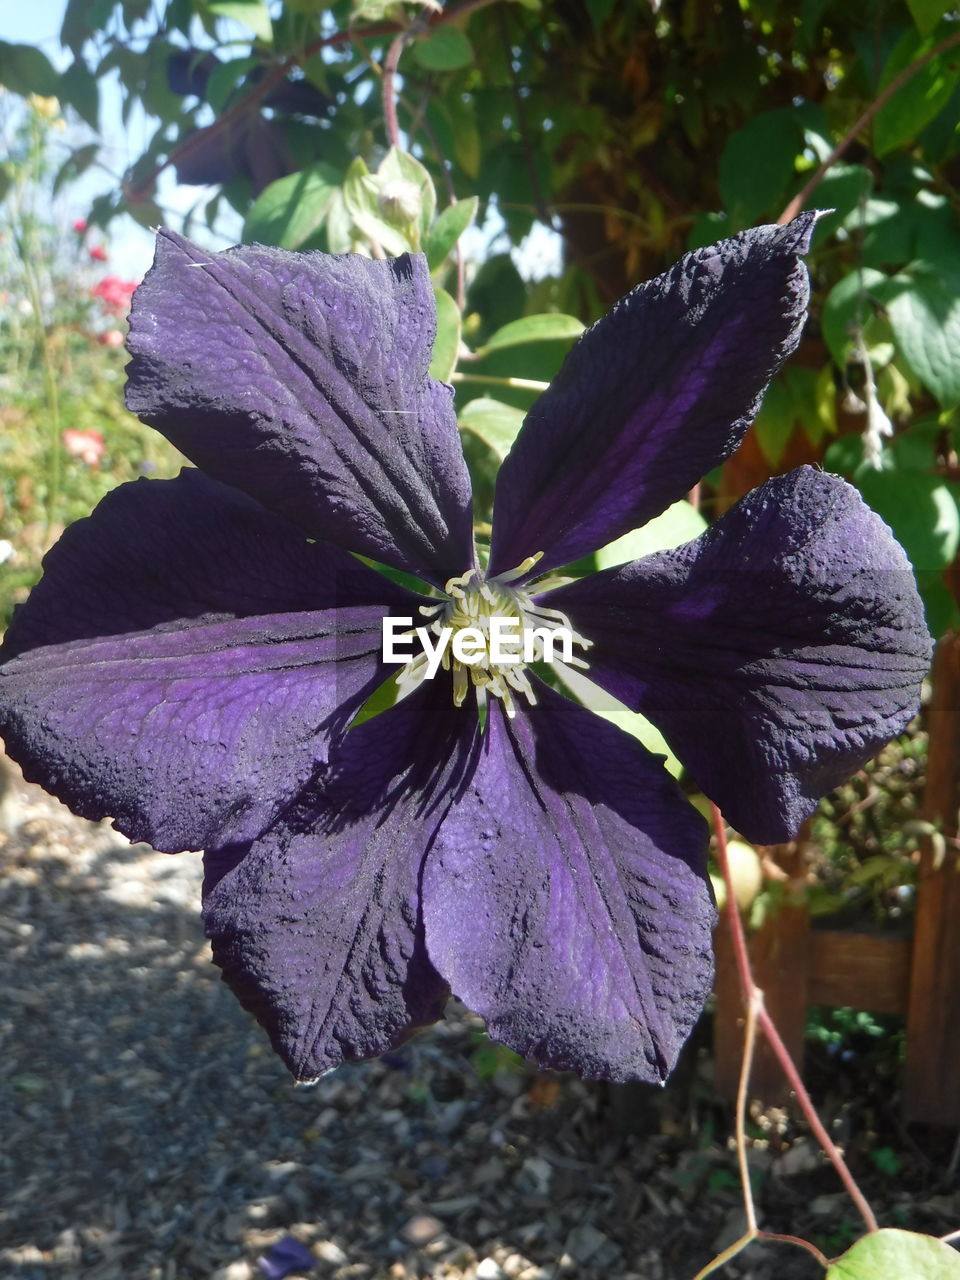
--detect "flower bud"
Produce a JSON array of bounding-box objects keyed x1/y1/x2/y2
[{"x1": 377, "y1": 179, "x2": 422, "y2": 228}]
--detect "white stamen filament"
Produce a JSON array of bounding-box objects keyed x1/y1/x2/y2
[{"x1": 394, "y1": 556, "x2": 592, "y2": 717}]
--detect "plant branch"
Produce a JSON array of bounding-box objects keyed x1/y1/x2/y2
[
  {"x1": 124, "y1": 0, "x2": 503, "y2": 205},
  {"x1": 710, "y1": 804, "x2": 879, "y2": 1238},
  {"x1": 382, "y1": 29, "x2": 407, "y2": 149},
  {"x1": 450, "y1": 371, "x2": 550, "y2": 392},
  {"x1": 778, "y1": 29, "x2": 960, "y2": 225}
]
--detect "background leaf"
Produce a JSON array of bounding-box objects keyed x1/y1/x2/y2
[
  {"x1": 429, "y1": 286, "x2": 461, "y2": 383},
  {"x1": 878, "y1": 262, "x2": 960, "y2": 408},
  {"x1": 595, "y1": 499, "x2": 707, "y2": 570},
  {"x1": 413, "y1": 27, "x2": 474, "y2": 71},
  {"x1": 0, "y1": 42, "x2": 59, "y2": 97},
  {"x1": 827, "y1": 1228, "x2": 960, "y2": 1279},
  {"x1": 458, "y1": 397, "x2": 526, "y2": 460},
  {"x1": 242, "y1": 163, "x2": 340, "y2": 248},
  {"x1": 873, "y1": 30, "x2": 957, "y2": 156},
  {"x1": 478, "y1": 313, "x2": 584, "y2": 355}
]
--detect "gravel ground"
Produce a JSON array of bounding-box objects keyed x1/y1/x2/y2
[{"x1": 2, "y1": 753, "x2": 957, "y2": 1280}]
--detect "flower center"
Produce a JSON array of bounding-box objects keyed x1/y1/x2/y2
[{"x1": 396, "y1": 554, "x2": 592, "y2": 717}]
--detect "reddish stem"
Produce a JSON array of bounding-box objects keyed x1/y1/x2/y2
[
  {"x1": 125, "y1": 0, "x2": 503, "y2": 204},
  {"x1": 710, "y1": 803, "x2": 879, "y2": 1236},
  {"x1": 382, "y1": 31, "x2": 406, "y2": 149},
  {"x1": 778, "y1": 29, "x2": 960, "y2": 225}
]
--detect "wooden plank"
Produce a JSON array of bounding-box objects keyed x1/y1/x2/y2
[
  {"x1": 904, "y1": 631, "x2": 960, "y2": 1126},
  {"x1": 807, "y1": 931, "x2": 911, "y2": 1015}
]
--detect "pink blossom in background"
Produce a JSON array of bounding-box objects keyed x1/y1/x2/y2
[
  {"x1": 98, "y1": 329, "x2": 125, "y2": 347},
  {"x1": 92, "y1": 276, "x2": 139, "y2": 315},
  {"x1": 73, "y1": 219, "x2": 87, "y2": 234},
  {"x1": 89, "y1": 245, "x2": 108, "y2": 262},
  {"x1": 62, "y1": 429, "x2": 105, "y2": 468}
]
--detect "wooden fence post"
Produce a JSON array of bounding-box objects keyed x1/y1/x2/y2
[{"x1": 904, "y1": 631, "x2": 960, "y2": 1126}]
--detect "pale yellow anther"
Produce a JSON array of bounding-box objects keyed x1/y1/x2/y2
[{"x1": 393, "y1": 554, "x2": 591, "y2": 718}]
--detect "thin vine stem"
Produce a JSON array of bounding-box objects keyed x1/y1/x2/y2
[
  {"x1": 382, "y1": 29, "x2": 406, "y2": 150},
  {"x1": 124, "y1": 0, "x2": 505, "y2": 204},
  {"x1": 710, "y1": 804, "x2": 880, "y2": 1237},
  {"x1": 778, "y1": 29, "x2": 960, "y2": 225}
]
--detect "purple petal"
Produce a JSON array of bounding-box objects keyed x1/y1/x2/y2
[
  {"x1": 423, "y1": 684, "x2": 714, "y2": 1084},
  {"x1": 547, "y1": 466, "x2": 932, "y2": 844},
  {"x1": 489, "y1": 215, "x2": 816, "y2": 576},
  {"x1": 0, "y1": 471, "x2": 415, "y2": 852},
  {"x1": 126, "y1": 232, "x2": 474, "y2": 585},
  {"x1": 203, "y1": 685, "x2": 481, "y2": 1080}
]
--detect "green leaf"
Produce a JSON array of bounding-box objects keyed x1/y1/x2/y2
[
  {"x1": 555, "y1": 664, "x2": 683, "y2": 779},
  {"x1": 783, "y1": 365, "x2": 836, "y2": 445},
  {"x1": 827, "y1": 1229, "x2": 960, "y2": 1280},
  {"x1": 243, "y1": 163, "x2": 340, "y2": 248},
  {"x1": 584, "y1": 0, "x2": 618, "y2": 29},
  {"x1": 424, "y1": 196, "x2": 479, "y2": 272},
  {"x1": 906, "y1": 0, "x2": 955, "y2": 38},
  {"x1": 413, "y1": 26, "x2": 474, "y2": 71},
  {"x1": 52, "y1": 142, "x2": 100, "y2": 197},
  {"x1": 478, "y1": 313, "x2": 584, "y2": 355},
  {"x1": 719, "y1": 109, "x2": 804, "y2": 225},
  {"x1": 430, "y1": 286, "x2": 461, "y2": 383},
  {"x1": 207, "y1": 0, "x2": 273, "y2": 41},
  {"x1": 878, "y1": 263, "x2": 960, "y2": 409},
  {"x1": 811, "y1": 164, "x2": 873, "y2": 244},
  {"x1": 0, "y1": 41, "x2": 59, "y2": 97},
  {"x1": 822, "y1": 268, "x2": 889, "y2": 366},
  {"x1": 595, "y1": 500, "x2": 707, "y2": 571},
  {"x1": 62, "y1": 0, "x2": 116, "y2": 53},
  {"x1": 204, "y1": 55, "x2": 260, "y2": 113},
  {"x1": 753, "y1": 377, "x2": 794, "y2": 467},
  {"x1": 873, "y1": 30, "x2": 957, "y2": 156},
  {"x1": 59, "y1": 60, "x2": 100, "y2": 130},
  {"x1": 857, "y1": 470, "x2": 960, "y2": 571},
  {"x1": 458, "y1": 397, "x2": 526, "y2": 460}
]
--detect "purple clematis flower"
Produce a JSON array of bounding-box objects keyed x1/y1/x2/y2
[{"x1": 0, "y1": 214, "x2": 931, "y2": 1085}]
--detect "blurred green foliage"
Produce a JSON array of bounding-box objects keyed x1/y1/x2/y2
[{"x1": 3, "y1": 0, "x2": 957, "y2": 631}]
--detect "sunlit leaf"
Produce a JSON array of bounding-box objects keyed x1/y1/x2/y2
[
  {"x1": 822, "y1": 268, "x2": 889, "y2": 366},
  {"x1": 478, "y1": 313, "x2": 584, "y2": 355},
  {"x1": 555, "y1": 664, "x2": 683, "y2": 779},
  {"x1": 243, "y1": 163, "x2": 340, "y2": 248},
  {"x1": 458, "y1": 397, "x2": 526, "y2": 460},
  {"x1": 877, "y1": 263, "x2": 960, "y2": 409},
  {"x1": 874, "y1": 29, "x2": 957, "y2": 156},
  {"x1": 207, "y1": 0, "x2": 274, "y2": 42},
  {"x1": 827, "y1": 1229, "x2": 960, "y2": 1280},
  {"x1": 906, "y1": 0, "x2": 954, "y2": 35},
  {"x1": 424, "y1": 196, "x2": 479, "y2": 271},
  {"x1": 430, "y1": 286, "x2": 461, "y2": 383},
  {"x1": 595, "y1": 500, "x2": 707, "y2": 570},
  {"x1": 857, "y1": 469, "x2": 960, "y2": 570}
]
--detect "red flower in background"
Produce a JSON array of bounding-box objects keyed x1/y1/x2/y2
[
  {"x1": 73, "y1": 219, "x2": 87, "y2": 234},
  {"x1": 62, "y1": 429, "x2": 105, "y2": 468},
  {"x1": 89, "y1": 245, "x2": 108, "y2": 262},
  {"x1": 92, "y1": 276, "x2": 139, "y2": 315}
]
